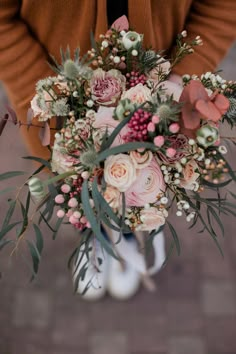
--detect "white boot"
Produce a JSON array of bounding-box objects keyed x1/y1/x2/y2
[{"x1": 72, "y1": 241, "x2": 109, "y2": 300}]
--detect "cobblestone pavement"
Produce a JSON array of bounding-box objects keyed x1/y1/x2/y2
[{"x1": 0, "y1": 44, "x2": 236, "y2": 354}]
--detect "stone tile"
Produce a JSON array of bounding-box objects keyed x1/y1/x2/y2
[
  {"x1": 129, "y1": 330, "x2": 167, "y2": 353},
  {"x1": 89, "y1": 331, "x2": 128, "y2": 354},
  {"x1": 9, "y1": 329, "x2": 51, "y2": 354},
  {"x1": 166, "y1": 259, "x2": 200, "y2": 299},
  {"x1": 51, "y1": 312, "x2": 88, "y2": 349},
  {"x1": 12, "y1": 288, "x2": 52, "y2": 329},
  {"x1": 202, "y1": 281, "x2": 236, "y2": 315},
  {"x1": 167, "y1": 300, "x2": 203, "y2": 334},
  {"x1": 206, "y1": 318, "x2": 236, "y2": 353},
  {"x1": 168, "y1": 336, "x2": 206, "y2": 354}
]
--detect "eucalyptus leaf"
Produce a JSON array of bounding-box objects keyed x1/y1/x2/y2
[{"x1": 0, "y1": 171, "x2": 25, "y2": 181}]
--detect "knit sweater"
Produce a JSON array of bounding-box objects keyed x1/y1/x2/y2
[{"x1": 0, "y1": 0, "x2": 235, "y2": 157}]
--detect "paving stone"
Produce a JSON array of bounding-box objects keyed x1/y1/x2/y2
[
  {"x1": 168, "y1": 336, "x2": 206, "y2": 354},
  {"x1": 89, "y1": 331, "x2": 128, "y2": 354},
  {"x1": 167, "y1": 300, "x2": 203, "y2": 334},
  {"x1": 12, "y1": 288, "x2": 52, "y2": 329},
  {"x1": 206, "y1": 318, "x2": 236, "y2": 353},
  {"x1": 202, "y1": 280, "x2": 236, "y2": 316},
  {"x1": 51, "y1": 312, "x2": 88, "y2": 349}
]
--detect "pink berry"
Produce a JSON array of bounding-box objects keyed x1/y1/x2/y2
[
  {"x1": 166, "y1": 148, "x2": 177, "y2": 158},
  {"x1": 152, "y1": 115, "x2": 160, "y2": 124},
  {"x1": 147, "y1": 122, "x2": 155, "y2": 133},
  {"x1": 57, "y1": 210, "x2": 65, "y2": 218},
  {"x1": 80, "y1": 216, "x2": 87, "y2": 224},
  {"x1": 69, "y1": 215, "x2": 78, "y2": 225},
  {"x1": 55, "y1": 194, "x2": 65, "y2": 204},
  {"x1": 73, "y1": 211, "x2": 81, "y2": 218},
  {"x1": 61, "y1": 184, "x2": 71, "y2": 193},
  {"x1": 66, "y1": 209, "x2": 73, "y2": 217},
  {"x1": 68, "y1": 197, "x2": 78, "y2": 208},
  {"x1": 169, "y1": 123, "x2": 180, "y2": 134},
  {"x1": 154, "y1": 135, "x2": 165, "y2": 147}
]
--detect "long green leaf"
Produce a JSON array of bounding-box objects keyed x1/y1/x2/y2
[
  {"x1": 0, "y1": 187, "x2": 15, "y2": 196},
  {"x1": 26, "y1": 240, "x2": 40, "y2": 280},
  {"x1": 33, "y1": 224, "x2": 44, "y2": 254},
  {"x1": 0, "y1": 222, "x2": 21, "y2": 241},
  {"x1": 1, "y1": 200, "x2": 16, "y2": 231},
  {"x1": 0, "y1": 239, "x2": 13, "y2": 251},
  {"x1": 22, "y1": 156, "x2": 51, "y2": 169},
  {"x1": 95, "y1": 142, "x2": 157, "y2": 164},
  {"x1": 52, "y1": 217, "x2": 64, "y2": 240},
  {"x1": 0, "y1": 171, "x2": 25, "y2": 181},
  {"x1": 81, "y1": 180, "x2": 118, "y2": 259},
  {"x1": 167, "y1": 221, "x2": 181, "y2": 256}
]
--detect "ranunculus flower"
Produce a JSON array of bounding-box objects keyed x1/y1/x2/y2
[
  {"x1": 104, "y1": 154, "x2": 137, "y2": 192},
  {"x1": 125, "y1": 157, "x2": 165, "y2": 206},
  {"x1": 157, "y1": 135, "x2": 189, "y2": 164},
  {"x1": 179, "y1": 159, "x2": 200, "y2": 190},
  {"x1": 179, "y1": 80, "x2": 229, "y2": 137},
  {"x1": 122, "y1": 31, "x2": 141, "y2": 50},
  {"x1": 130, "y1": 150, "x2": 153, "y2": 169},
  {"x1": 90, "y1": 69, "x2": 126, "y2": 106},
  {"x1": 139, "y1": 207, "x2": 166, "y2": 231},
  {"x1": 92, "y1": 107, "x2": 129, "y2": 149},
  {"x1": 122, "y1": 83, "x2": 152, "y2": 104},
  {"x1": 103, "y1": 185, "x2": 121, "y2": 209}
]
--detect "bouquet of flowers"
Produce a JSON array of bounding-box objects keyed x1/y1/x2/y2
[{"x1": 1, "y1": 16, "x2": 236, "y2": 290}]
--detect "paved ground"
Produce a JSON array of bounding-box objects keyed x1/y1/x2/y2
[{"x1": 0, "y1": 43, "x2": 236, "y2": 354}]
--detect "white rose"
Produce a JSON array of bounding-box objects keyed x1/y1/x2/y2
[
  {"x1": 104, "y1": 154, "x2": 137, "y2": 192},
  {"x1": 122, "y1": 84, "x2": 152, "y2": 104}
]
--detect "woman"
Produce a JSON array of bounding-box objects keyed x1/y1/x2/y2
[{"x1": 0, "y1": 0, "x2": 235, "y2": 299}]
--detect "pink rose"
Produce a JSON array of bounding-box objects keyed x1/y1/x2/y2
[
  {"x1": 104, "y1": 154, "x2": 137, "y2": 192},
  {"x1": 157, "y1": 135, "x2": 189, "y2": 164},
  {"x1": 122, "y1": 83, "x2": 152, "y2": 104},
  {"x1": 90, "y1": 68, "x2": 126, "y2": 106},
  {"x1": 179, "y1": 159, "x2": 200, "y2": 190},
  {"x1": 92, "y1": 107, "x2": 129, "y2": 149},
  {"x1": 125, "y1": 157, "x2": 165, "y2": 206},
  {"x1": 139, "y1": 207, "x2": 166, "y2": 231},
  {"x1": 103, "y1": 185, "x2": 121, "y2": 209},
  {"x1": 130, "y1": 150, "x2": 153, "y2": 169}
]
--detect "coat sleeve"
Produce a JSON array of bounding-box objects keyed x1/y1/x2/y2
[
  {"x1": 0, "y1": 0, "x2": 53, "y2": 157},
  {"x1": 173, "y1": 0, "x2": 236, "y2": 76}
]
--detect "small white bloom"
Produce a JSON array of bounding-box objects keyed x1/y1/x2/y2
[
  {"x1": 131, "y1": 49, "x2": 138, "y2": 56},
  {"x1": 120, "y1": 30, "x2": 126, "y2": 36},
  {"x1": 101, "y1": 40, "x2": 109, "y2": 48},
  {"x1": 218, "y1": 145, "x2": 227, "y2": 154},
  {"x1": 86, "y1": 99, "x2": 94, "y2": 107},
  {"x1": 189, "y1": 139, "x2": 195, "y2": 145},
  {"x1": 160, "y1": 197, "x2": 168, "y2": 205},
  {"x1": 176, "y1": 211, "x2": 182, "y2": 216},
  {"x1": 113, "y1": 56, "x2": 121, "y2": 64}
]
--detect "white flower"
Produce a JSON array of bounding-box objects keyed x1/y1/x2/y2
[
  {"x1": 104, "y1": 154, "x2": 137, "y2": 192},
  {"x1": 196, "y1": 125, "x2": 219, "y2": 148},
  {"x1": 121, "y1": 83, "x2": 152, "y2": 104},
  {"x1": 122, "y1": 31, "x2": 141, "y2": 50}
]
